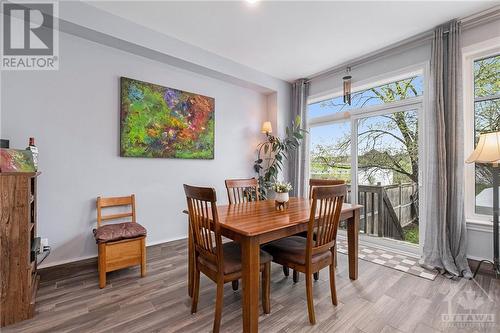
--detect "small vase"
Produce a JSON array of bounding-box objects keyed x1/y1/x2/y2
[{"x1": 275, "y1": 191, "x2": 289, "y2": 203}]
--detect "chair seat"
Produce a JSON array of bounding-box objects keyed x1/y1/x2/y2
[
  {"x1": 263, "y1": 236, "x2": 332, "y2": 266},
  {"x1": 198, "y1": 242, "x2": 273, "y2": 275},
  {"x1": 93, "y1": 222, "x2": 147, "y2": 243}
]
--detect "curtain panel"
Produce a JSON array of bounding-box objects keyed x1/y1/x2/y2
[
  {"x1": 421, "y1": 20, "x2": 471, "y2": 278},
  {"x1": 289, "y1": 79, "x2": 309, "y2": 197}
]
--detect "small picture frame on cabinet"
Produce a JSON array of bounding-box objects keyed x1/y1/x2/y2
[{"x1": 0, "y1": 149, "x2": 36, "y2": 173}]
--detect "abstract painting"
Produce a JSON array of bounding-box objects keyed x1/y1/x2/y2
[
  {"x1": 120, "y1": 77, "x2": 215, "y2": 159},
  {"x1": 0, "y1": 149, "x2": 36, "y2": 172}
]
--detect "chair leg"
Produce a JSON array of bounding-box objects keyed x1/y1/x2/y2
[
  {"x1": 140, "y1": 238, "x2": 147, "y2": 277},
  {"x1": 213, "y1": 279, "x2": 224, "y2": 333},
  {"x1": 283, "y1": 266, "x2": 289, "y2": 277},
  {"x1": 305, "y1": 273, "x2": 316, "y2": 325},
  {"x1": 232, "y1": 280, "x2": 239, "y2": 291},
  {"x1": 334, "y1": 243, "x2": 338, "y2": 268},
  {"x1": 313, "y1": 272, "x2": 319, "y2": 281},
  {"x1": 293, "y1": 270, "x2": 299, "y2": 283},
  {"x1": 191, "y1": 265, "x2": 200, "y2": 314},
  {"x1": 329, "y1": 252, "x2": 338, "y2": 306},
  {"x1": 98, "y1": 243, "x2": 106, "y2": 289},
  {"x1": 262, "y1": 263, "x2": 271, "y2": 314}
]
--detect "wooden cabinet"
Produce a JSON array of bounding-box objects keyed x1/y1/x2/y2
[{"x1": 0, "y1": 172, "x2": 41, "y2": 327}]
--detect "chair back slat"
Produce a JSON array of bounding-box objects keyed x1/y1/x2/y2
[
  {"x1": 306, "y1": 185, "x2": 346, "y2": 263},
  {"x1": 184, "y1": 184, "x2": 223, "y2": 269},
  {"x1": 225, "y1": 178, "x2": 259, "y2": 204},
  {"x1": 308, "y1": 179, "x2": 345, "y2": 199},
  {"x1": 96, "y1": 194, "x2": 136, "y2": 227}
]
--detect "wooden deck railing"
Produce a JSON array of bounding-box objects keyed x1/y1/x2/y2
[{"x1": 344, "y1": 183, "x2": 418, "y2": 240}]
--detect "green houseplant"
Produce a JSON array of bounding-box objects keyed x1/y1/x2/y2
[{"x1": 253, "y1": 116, "x2": 306, "y2": 199}]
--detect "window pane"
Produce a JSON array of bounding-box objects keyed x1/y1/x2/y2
[
  {"x1": 308, "y1": 76, "x2": 423, "y2": 119},
  {"x1": 309, "y1": 122, "x2": 352, "y2": 202},
  {"x1": 357, "y1": 110, "x2": 419, "y2": 244},
  {"x1": 475, "y1": 165, "x2": 497, "y2": 215},
  {"x1": 474, "y1": 99, "x2": 500, "y2": 135},
  {"x1": 357, "y1": 110, "x2": 418, "y2": 185},
  {"x1": 474, "y1": 55, "x2": 500, "y2": 98},
  {"x1": 474, "y1": 100, "x2": 500, "y2": 215},
  {"x1": 473, "y1": 54, "x2": 500, "y2": 215}
]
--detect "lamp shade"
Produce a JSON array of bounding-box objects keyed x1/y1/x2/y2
[
  {"x1": 261, "y1": 121, "x2": 273, "y2": 134},
  {"x1": 466, "y1": 131, "x2": 500, "y2": 164}
]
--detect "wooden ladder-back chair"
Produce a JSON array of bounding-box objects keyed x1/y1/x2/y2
[
  {"x1": 225, "y1": 178, "x2": 260, "y2": 204},
  {"x1": 184, "y1": 184, "x2": 272, "y2": 333},
  {"x1": 289, "y1": 178, "x2": 346, "y2": 282},
  {"x1": 264, "y1": 185, "x2": 346, "y2": 325},
  {"x1": 224, "y1": 177, "x2": 260, "y2": 291},
  {"x1": 94, "y1": 195, "x2": 147, "y2": 288},
  {"x1": 309, "y1": 178, "x2": 346, "y2": 199}
]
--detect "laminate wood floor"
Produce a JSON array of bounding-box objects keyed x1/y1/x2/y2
[{"x1": 4, "y1": 239, "x2": 499, "y2": 333}]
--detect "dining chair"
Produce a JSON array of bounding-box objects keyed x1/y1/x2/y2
[
  {"x1": 224, "y1": 178, "x2": 260, "y2": 290},
  {"x1": 225, "y1": 178, "x2": 291, "y2": 287},
  {"x1": 184, "y1": 184, "x2": 272, "y2": 333},
  {"x1": 308, "y1": 178, "x2": 346, "y2": 199},
  {"x1": 94, "y1": 194, "x2": 147, "y2": 288},
  {"x1": 225, "y1": 178, "x2": 259, "y2": 204},
  {"x1": 288, "y1": 178, "x2": 346, "y2": 283},
  {"x1": 263, "y1": 185, "x2": 346, "y2": 325}
]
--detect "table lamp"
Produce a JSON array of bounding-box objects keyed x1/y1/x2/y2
[{"x1": 466, "y1": 131, "x2": 500, "y2": 277}]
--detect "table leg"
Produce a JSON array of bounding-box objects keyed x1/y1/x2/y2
[
  {"x1": 241, "y1": 236, "x2": 260, "y2": 333},
  {"x1": 347, "y1": 209, "x2": 359, "y2": 280},
  {"x1": 188, "y1": 218, "x2": 194, "y2": 297}
]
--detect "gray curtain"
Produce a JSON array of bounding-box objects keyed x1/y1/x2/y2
[
  {"x1": 289, "y1": 79, "x2": 309, "y2": 197},
  {"x1": 421, "y1": 20, "x2": 471, "y2": 278}
]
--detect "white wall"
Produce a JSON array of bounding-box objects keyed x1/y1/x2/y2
[
  {"x1": 1, "y1": 31, "x2": 269, "y2": 267},
  {"x1": 55, "y1": 1, "x2": 291, "y2": 139}
]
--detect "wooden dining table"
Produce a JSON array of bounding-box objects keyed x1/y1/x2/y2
[{"x1": 185, "y1": 197, "x2": 362, "y2": 333}]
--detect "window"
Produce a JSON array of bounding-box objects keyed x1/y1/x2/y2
[
  {"x1": 308, "y1": 76, "x2": 423, "y2": 119},
  {"x1": 310, "y1": 122, "x2": 352, "y2": 182},
  {"x1": 308, "y1": 74, "x2": 423, "y2": 246},
  {"x1": 473, "y1": 54, "x2": 500, "y2": 215}
]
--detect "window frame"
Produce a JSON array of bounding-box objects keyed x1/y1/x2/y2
[
  {"x1": 463, "y1": 41, "x2": 500, "y2": 225},
  {"x1": 306, "y1": 64, "x2": 427, "y2": 255}
]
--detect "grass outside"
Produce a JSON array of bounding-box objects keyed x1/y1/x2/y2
[{"x1": 403, "y1": 223, "x2": 419, "y2": 244}]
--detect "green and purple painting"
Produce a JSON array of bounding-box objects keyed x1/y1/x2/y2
[{"x1": 120, "y1": 77, "x2": 215, "y2": 159}]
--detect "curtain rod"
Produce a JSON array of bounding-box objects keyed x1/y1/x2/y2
[{"x1": 305, "y1": 5, "x2": 500, "y2": 84}]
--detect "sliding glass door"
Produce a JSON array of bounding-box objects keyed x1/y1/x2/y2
[
  {"x1": 355, "y1": 107, "x2": 419, "y2": 246},
  {"x1": 308, "y1": 75, "x2": 423, "y2": 252}
]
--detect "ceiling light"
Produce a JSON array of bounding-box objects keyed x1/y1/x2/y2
[{"x1": 246, "y1": 0, "x2": 259, "y2": 6}]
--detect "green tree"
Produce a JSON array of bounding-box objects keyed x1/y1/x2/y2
[{"x1": 312, "y1": 77, "x2": 420, "y2": 184}]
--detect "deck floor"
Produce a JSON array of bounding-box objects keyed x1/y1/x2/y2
[{"x1": 4, "y1": 239, "x2": 500, "y2": 333}]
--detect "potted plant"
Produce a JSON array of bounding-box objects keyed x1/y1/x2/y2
[{"x1": 272, "y1": 181, "x2": 293, "y2": 204}]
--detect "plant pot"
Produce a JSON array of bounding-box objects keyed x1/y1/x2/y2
[{"x1": 275, "y1": 192, "x2": 289, "y2": 203}]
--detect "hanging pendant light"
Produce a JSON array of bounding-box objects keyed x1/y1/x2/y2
[{"x1": 343, "y1": 67, "x2": 352, "y2": 105}]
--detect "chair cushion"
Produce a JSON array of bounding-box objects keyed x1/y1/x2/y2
[
  {"x1": 198, "y1": 242, "x2": 273, "y2": 275},
  {"x1": 263, "y1": 236, "x2": 332, "y2": 266},
  {"x1": 93, "y1": 222, "x2": 147, "y2": 243}
]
